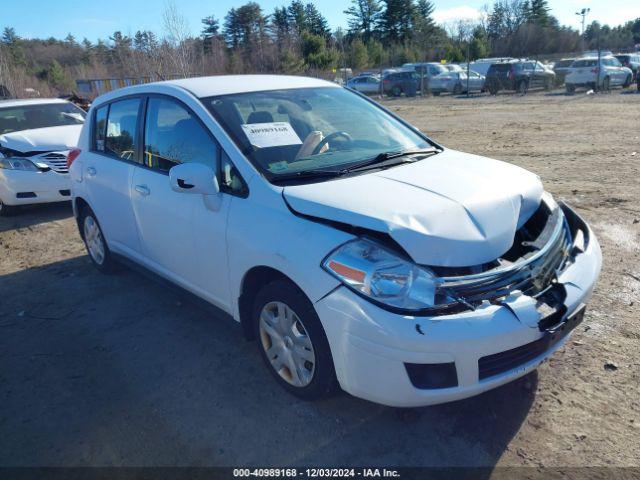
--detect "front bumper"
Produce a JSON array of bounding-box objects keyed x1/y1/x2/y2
[
  {"x1": 315, "y1": 205, "x2": 602, "y2": 407},
  {"x1": 0, "y1": 169, "x2": 71, "y2": 206}
]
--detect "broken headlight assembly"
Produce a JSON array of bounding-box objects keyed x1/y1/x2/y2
[{"x1": 322, "y1": 238, "x2": 450, "y2": 313}]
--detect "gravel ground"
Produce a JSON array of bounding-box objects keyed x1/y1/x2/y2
[{"x1": 1, "y1": 89, "x2": 639, "y2": 469}]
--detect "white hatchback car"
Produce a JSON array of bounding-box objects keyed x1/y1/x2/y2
[
  {"x1": 0, "y1": 99, "x2": 86, "y2": 215},
  {"x1": 69, "y1": 76, "x2": 601, "y2": 407},
  {"x1": 565, "y1": 56, "x2": 633, "y2": 92}
]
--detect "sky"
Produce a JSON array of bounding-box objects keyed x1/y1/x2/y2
[{"x1": 4, "y1": 0, "x2": 640, "y2": 42}]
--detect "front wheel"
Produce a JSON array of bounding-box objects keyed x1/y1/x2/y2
[
  {"x1": 253, "y1": 279, "x2": 337, "y2": 400},
  {"x1": 517, "y1": 80, "x2": 528, "y2": 95},
  {"x1": 80, "y1": 206, "x2": 116, "y2": 273}
]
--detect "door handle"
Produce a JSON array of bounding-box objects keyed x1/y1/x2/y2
[
  {"x1": 86, "y1": 167, "x2": 97, "y2": 177},
  {"x1": 135, "y1": 184, "x2": 150, "y2": 196}
]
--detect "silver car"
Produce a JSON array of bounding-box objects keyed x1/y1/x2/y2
[
  {"x1": 346, "y1": 75, "x2": 381, "y2": 94},
  {"x1": 430, "y1": 71, "x2": 486, "y2": 95}
]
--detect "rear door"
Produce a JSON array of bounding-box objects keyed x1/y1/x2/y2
[{"x1": 82, "y1": 97, "x2": 143, "y2": 257}]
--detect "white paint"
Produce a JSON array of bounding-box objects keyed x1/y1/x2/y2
[{"x1": 70, "y1": 77, "x2": 603, "y2": 407}]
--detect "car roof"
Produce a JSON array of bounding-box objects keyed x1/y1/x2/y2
[
  {"x1": 0, "y1": 98, "x2": 70, "y2": 109},
  {"x1": 144, "y1": 75, "x2": 338, "y2": 98}
]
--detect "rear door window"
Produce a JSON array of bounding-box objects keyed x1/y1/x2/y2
[{"x1": 104, "y1": 98, "x2": 141, "y2": 160}]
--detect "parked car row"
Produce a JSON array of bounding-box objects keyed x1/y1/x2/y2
[{"x1": 347, "y1": 51, "x2": 640, "y2": 98}]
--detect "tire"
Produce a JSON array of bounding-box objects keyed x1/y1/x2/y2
[
  {"x1": 453, "y1": 83, "x2": 463, "y2": 95},
  {"x1": 517, "y1": 80, "x2": 528, "y2": 95},
  {"x1": 566, "y1": 84, "x2": 576, "y2": 94},
  {"x1": 603, "y1": 77, "x2": 610, "y2": 92},
  {"x1": 79, "y1": 206, "x2": 116, "y2": 273},
  {"x1": 623, "y1": 75, "x2": 632, "y2": 88},
  {"x1": 253, "y1": 279, "x2": 337, "y2": 400},
  {"x1": 0, "y1": 199, "x2": 17, "y2": 217},
  {"x1": 433, "y1": 91, "x2": 441, "y2": 96},
  {"x1": 391, "y1": 85, "x2": 402, "y2": 97}
]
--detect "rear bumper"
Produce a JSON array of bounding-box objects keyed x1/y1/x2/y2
[
  {"x1": 315, "y1": 206, "x2": 602, "y2": 407},
  {"x1": 0, "y1": 169, "x2": 71, "y2": 206}
]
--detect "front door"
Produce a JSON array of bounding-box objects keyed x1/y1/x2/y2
[{"x1": 130, "y1": 96, "x2": 233, "y2": 309}]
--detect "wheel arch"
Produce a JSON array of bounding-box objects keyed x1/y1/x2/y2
[
  {"x1": 238, "y1": 266, "x2": 300, "y2": 341},
  {"x1": 73, "y1": 196, "x2": 91, "y2": 239}
]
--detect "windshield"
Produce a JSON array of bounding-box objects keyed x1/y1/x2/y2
[
  {"x1": 0, "y1": 103, "x2": 86, "y2": 135},
  {"x1": 0, "y1": 103, "x2": 85, "y2": 135},
  {"x1": 202, "y1": 87, "x2": 431, "y2": 180}
]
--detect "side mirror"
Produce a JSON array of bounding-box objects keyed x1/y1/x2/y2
[{"x1": 169, "y1": 163, "x2": 219, "y2": 195}]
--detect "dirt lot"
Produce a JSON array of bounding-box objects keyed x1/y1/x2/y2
[{"x1": 1, "y1": 90, "x2": 639, "y2": 470}]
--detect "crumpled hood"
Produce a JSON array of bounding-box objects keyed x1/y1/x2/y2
[
  {"x1": 0, "y1": 125, "x2": 82, "y2": 153},
  {"x1": 284, "y1": 149, "x2": 544, "y2": 267}
]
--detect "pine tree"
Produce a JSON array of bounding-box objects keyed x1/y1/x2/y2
[
  {"x1": 380, "y1": 0, "x2": 415, "y2": 44},
  {"x1": 344, "y1": 0, "x2": 382, "y2": 41},
  {"x1": 202, "y1": 15, "x2": 220, "y2": 54}
]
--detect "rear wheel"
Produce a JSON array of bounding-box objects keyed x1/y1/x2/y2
[
  {"x1": 80, "y1": 206, "x2": 116, "y2": 273},
  {"x1": 453, "y1": 83, "x2": 463, "y2": 95},
  {"x1": 566, "y1": 84, "x2": 576, "y2": 94},
  {"x1": 391, "y1": 85, "x2": 402, "y2": 97},
  {"x1": 0, "y1": 199, "x2": 17, "y2": 217},
  {"x1": 253, "y1": 279, "x2": 337, "y2": 400}
]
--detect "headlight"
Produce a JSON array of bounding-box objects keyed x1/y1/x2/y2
[
  {"x1": 0, "y1": 157, "x2": 39, "y2": 171},
  {"x1": 322, "y1": 238, "x2": 444, "y2": 312}
]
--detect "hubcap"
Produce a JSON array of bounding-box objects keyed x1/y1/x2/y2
[
  {"x1": 259, "y1": 301, "x2": 315, "y2": 387},
  {"x1": 83, "y1": 216, "x2": 105, "y2": 265}
]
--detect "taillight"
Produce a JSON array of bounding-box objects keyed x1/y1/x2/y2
[{"x1": 66, "y1": 148, "x2": 81, "y2": 168}]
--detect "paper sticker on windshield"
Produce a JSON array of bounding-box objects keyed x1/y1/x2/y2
[{"x1": 241, "y1": 122, "x2": 301, "y2": 148}]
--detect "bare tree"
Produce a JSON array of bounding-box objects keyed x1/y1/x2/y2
[{"x1": 162, "y1": 2, "x2": 197, "y2": 77}]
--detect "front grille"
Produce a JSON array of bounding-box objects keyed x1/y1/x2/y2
[
  {"x1": 478, "y1": 336, "x2": 551, "y2": 380},
  {"x1": 477, "y1": 323, "x2": 576, "y2": 381},
  {"x1": 435, "y1": 205, "x2": 571, "y2": 307},
  {"x1": 36, "y1": 152, "x2": 69, "y2": 174}
]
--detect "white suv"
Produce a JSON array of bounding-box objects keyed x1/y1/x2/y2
[
  {"x1": 565, "y1": 56, "x2": 633, "y2": 92},
  {"x1": 70, "y1": 76, "x2": 601, "y2": 407},
  {"x1": 0, "y1": 99, "x2": 85, "y2": 215}
]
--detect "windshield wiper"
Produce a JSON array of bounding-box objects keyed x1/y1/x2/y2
[
  {"x1": 271, "y1": 147, "x2": 440, "y2": 184},
  {"x1": 271, "y1": 168, "x2": 345, "y2": 183},
  {"x1": 338, "y1": 147, "x2": 440, "y2": 173}
]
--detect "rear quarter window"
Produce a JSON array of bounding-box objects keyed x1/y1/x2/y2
[{"x1": 93, "y1": 105, "x2": 108, "y2": 151}]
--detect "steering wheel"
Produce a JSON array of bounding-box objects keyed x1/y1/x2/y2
[{"x1": 311, "y1": 131, "x2": 353, "y2": 155}]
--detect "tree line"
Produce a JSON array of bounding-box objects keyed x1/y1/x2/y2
[{"x1": 1, "y1": 0, "x2": 639, "y2": 98}]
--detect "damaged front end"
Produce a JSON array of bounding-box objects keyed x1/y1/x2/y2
[
  {"x1": 322, "y1": 194, "x2": 590, "y2": 334},
  {"x1": 433, "y1": 194, "x2": 586, "y2": 330}
]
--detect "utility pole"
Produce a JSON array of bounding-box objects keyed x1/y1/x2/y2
[{"x1": 576, "y1": 8, "x2": 590, "y2": 36}]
